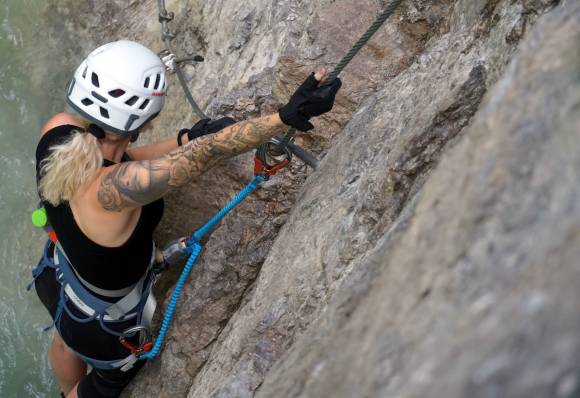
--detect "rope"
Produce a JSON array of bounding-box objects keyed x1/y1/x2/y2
[
  {"x1": 277, "y1": 0, "x2": 403, "y2": 148},
  {"x1": 139, "y1": 242, "x2": 201, "y2": 359},
  {"x1": 139, "y1": 175, "x2": 266, "y2": 360},
  {"x1": 190, "y1": 175, "x2": 266, "y2": 242}
]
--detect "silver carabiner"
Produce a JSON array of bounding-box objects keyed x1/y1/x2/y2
[{"x1": 119, "y1": 325, "x2": 154, "y2": 354}]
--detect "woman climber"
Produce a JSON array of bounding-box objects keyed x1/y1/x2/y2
[{"x1": 31, "y1": 39, "x2": 341, "y2": 398}]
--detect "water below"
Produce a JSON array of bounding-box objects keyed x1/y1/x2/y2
[{"x1": 1, "y1": 1, "x2": 65, "y2": 396}]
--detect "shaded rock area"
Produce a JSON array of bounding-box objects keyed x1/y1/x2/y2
[{"x1": 37, "y1": 0, "x2": 580, "y2": 397}]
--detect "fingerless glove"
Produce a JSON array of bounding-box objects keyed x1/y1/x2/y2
[
  {"x1": 178, "y1": 117, "x2": 237, "y2": 145},
  {"x1": 278, "y1": 74, "x2": 342, "y2": 131}
]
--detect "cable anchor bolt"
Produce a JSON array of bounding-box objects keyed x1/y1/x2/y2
[
  {"x1": 159, "y1": 50, "x2": 177, "y2": 72},
  {"x1": 158, "y1": 11, "x2": 174, "y2": 23},
  {"x1": 175, "y1": 55, "x2": 205, "y2": 64}
]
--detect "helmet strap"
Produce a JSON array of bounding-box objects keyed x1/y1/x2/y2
[{"x1": 86, "y1": 124, "x2": 106, "y2": 139}]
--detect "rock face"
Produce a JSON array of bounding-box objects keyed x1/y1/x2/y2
[{"x1": 39, "y1": 0, "x2": 580, "y2": 397}]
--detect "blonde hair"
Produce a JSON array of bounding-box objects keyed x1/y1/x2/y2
[{"x1": 38, "y1": 130, "x2": 103, "y2": 206}]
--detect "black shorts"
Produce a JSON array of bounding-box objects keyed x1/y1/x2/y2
[
  {"x1": 35, "y1": 267, "x2": 146, "y2": 397},
  {"x1": 77, "y1": 361, "x2": 146, "y2": 398}
]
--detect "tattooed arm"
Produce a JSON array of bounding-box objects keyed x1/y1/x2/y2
[
  {"x1": 126, "y1": 137, "x2": 184, "y2": 161},
  {"x1": 97, "y1": 113, "x2": 285, "y2": 211}
]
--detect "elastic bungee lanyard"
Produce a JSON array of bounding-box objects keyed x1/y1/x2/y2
[{"x1": 139, "y1": 174, "x2": 266, "y2": 360}]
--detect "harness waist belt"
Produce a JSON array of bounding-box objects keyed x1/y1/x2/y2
[{"x1": 54, "y1": 242, "x2": 155, "y2": 321}]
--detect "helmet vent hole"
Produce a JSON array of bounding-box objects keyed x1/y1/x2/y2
[
  {"x1": 139, "y1": 99, "x2": 150, "y2": 110},
  {"x1": 144, "y1": 77, "x2": 150, "y2": 88},
  {"x1": 109, "y1": 89, "x2": 126, "y2": 98},
  {"x1": 100, "y1": 107, "x2": 109, "y2": 119},
  {"x1": 153, "y1": 74, "x2": 161, "y2": 90},
  {"x1": 91, "y1": 73, "x2": 100, "y2": 88},
  {"x1": 82, "y1": 66, "x2": 88, "y2": 79},
  {"x1": 125, "y1": 96, "x2": 139, "y2": 106},
  {"x1": 81, "y1": 98, "x2": 94, "y2": 106}
]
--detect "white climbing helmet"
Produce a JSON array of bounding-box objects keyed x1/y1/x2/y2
[{"x1": 67, "y1": 40, "x2": 166, "y2": 135}]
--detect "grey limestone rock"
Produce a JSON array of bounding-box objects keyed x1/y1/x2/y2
[{"x1": 257, "y1": 1, "x2": 580, "y2": 397}]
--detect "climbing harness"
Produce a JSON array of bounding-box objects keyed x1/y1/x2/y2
[
  {"x1": 139, "y1": 0, "x2": 404, "y2": 362},
  {"x1": 28, "y1": 236, "x2": 158, "y2": 371}
]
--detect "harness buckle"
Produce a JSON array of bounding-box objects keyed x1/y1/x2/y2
[{"x1": 119, "y1": 326, "x2": 154, "y2": 355}]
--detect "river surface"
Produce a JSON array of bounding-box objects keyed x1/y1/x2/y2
[{"x1": 1, "y1": 1, "x2": 63, "y2": 396}]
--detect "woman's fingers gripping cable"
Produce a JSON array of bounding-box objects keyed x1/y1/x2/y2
[{"x1": 278, "y1": 70, "x2": 343, "y2": 132}]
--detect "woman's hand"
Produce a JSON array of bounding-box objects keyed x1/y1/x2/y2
[
  {"x1": 177, "y1": 117, "x2": 237, "y2": 146},
  {"x1": 278, "y1": 67, "x2": 342, "y2": 131}
]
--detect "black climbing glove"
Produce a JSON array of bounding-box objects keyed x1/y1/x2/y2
[
  {"x1": 177, "y1": 117, "x2": 237, "y2": 145},
  {"x1": 278, "y1": 73, "x2": 342, "y2": 131}
]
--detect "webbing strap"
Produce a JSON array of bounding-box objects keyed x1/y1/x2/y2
[
  {"x1": 72, "y1": 267, "x2": 135, "y2": 298},
  {"x1": 27, "y1": 240, "x2": 56, "y2": 291},
  {"x1": 55, "y1": 241, "x2": 149, "y2": 298},
  {"x1": 54, "y1": 245, "x2": 152, "y2": 320},
  {"x1": 72, "y1": 348, "x2": 139, "y2": 371}
]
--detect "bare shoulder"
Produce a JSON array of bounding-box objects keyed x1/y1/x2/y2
[{"x1": 39, "y1": 112, "x2": 84, "y2": 139}]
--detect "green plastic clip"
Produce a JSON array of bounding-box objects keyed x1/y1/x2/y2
[{"x1": 31, "y1": 207, "x2": 48, "y2": 228}]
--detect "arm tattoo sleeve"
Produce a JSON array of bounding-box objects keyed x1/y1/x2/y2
[{"x1": 98, "y1": 114, "x2": 285, "y2": 211}]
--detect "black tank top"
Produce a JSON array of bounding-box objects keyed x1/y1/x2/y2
[{"x1": 35, "y1": 125, "x2": 164, "y2": 290}]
